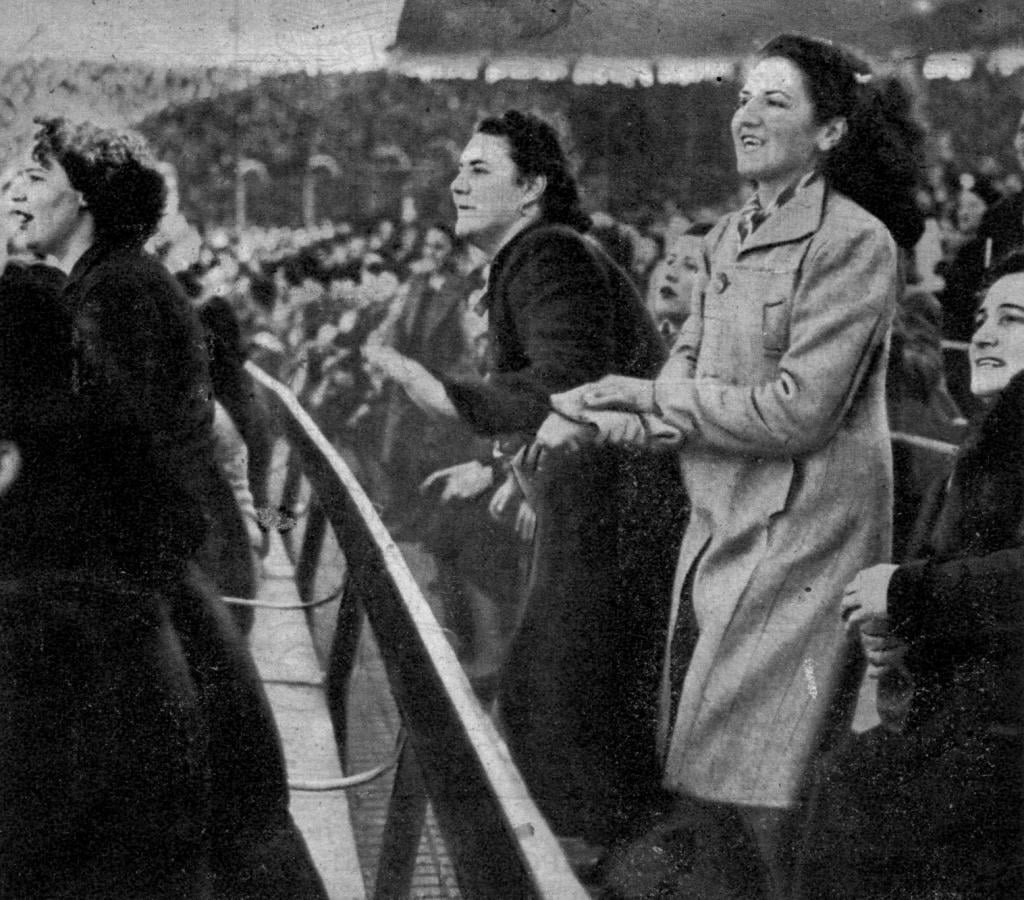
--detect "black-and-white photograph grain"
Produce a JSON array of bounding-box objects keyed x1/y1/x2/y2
[{"x1": 1, "y1": 2, "x2": 1022, "y2": 897}]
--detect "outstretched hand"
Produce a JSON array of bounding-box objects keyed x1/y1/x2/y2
[{"x1": 419, "y1": 460, "x2": 494, "y2": 503}]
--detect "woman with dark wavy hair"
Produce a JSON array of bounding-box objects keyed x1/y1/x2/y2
[
  {"x1": 535, "y1": 34, "x2": 925, "y2": 898},
  {"x1": 801, "y1": 251, "x2": 1024, "y2": 899},
  {"x1": 367, "y1": 110, "x2": 685, "y2": 852}
]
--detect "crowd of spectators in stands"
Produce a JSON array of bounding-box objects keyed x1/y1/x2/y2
[{"x1": 5, "y1": 52, "x2": 1024, "y2": 896}]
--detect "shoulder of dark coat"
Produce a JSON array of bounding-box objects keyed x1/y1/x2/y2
[
  {"x1": 980, "y1": 190, "x2": 1024, "y2": 238},
  {"x1": 77, "y1": 246, "x2": 183, "y2": 301},
  {"x1": 503, "y1": 222, "x2": 593, "y2": 268},
  {"x1": 965, "y1": 370, "x2": 1024, "y2": 471}
]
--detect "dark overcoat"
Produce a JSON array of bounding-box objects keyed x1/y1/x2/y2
[
  {"x1": 444, "y1": 221, "x2": 686, "y2": 843},
  {"x1": 62, "y1": 239, "x2": 253, "y2": 594},
  {"x1": 800, "y1": 372, "x2": 1024, "y2": 900}
]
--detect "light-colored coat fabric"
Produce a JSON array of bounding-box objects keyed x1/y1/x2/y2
[{"x1": 652, "y1": 180, "x2": 897, "y2": 807}]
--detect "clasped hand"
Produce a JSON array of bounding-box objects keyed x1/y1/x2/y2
[
  {"x1": 576, "y1": 374, "x2": 655, "y2": 413},
  {"x1": 841, "y1": 563, "x2": 905, "y2": 678}
]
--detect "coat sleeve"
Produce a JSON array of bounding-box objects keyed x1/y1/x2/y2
[
  {"x1": 444, "y1": 230, "x2": 617, "y2": 436},
  {"x1": 887, "y1": 547, "x2": 1024, "y2": 646},
  {"x1": 650, "y1": 223, "x2": 896, "y2": 457}
]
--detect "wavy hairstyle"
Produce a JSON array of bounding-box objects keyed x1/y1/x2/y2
[
  {"x1": 758, "y1": 34, "x2": 926, "y2": 250},
  {"x1": 476, "y1": 110, "x2": 590, "y2": 233},
  {"x1": 31, "y1": 117, "x2": 167, "y2": 245}
]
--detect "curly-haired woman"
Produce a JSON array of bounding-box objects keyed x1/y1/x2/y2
[{"x1": 5, "y1": 118, "x2": 326, "y2": 898}]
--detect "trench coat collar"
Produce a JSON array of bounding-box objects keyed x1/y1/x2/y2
[{"x1": 736, "y1": 176, "x2": 827, "y2": 257}]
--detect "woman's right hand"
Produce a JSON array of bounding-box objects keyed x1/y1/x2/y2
[
  {"x1": 420, "y1": 460, "x2": 494, "y2": 503},
  {"x1": 487, "y1": 471, "x2": 521, "y2": 521},
  {"x1": 841, "y1": 563, "x2": 899, "y2": 636}
]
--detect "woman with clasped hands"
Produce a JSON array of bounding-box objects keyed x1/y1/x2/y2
[
  {"x1": 528, "y1": 34, "x2": 925, "y2": 899},
  {"x1": 798, "y1": 252, "x2": 1024, "y2": 899}
]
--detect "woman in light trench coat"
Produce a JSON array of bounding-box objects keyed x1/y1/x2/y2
[{"x1": 529, "y1": 34, "x2": 926, "y2": 899}]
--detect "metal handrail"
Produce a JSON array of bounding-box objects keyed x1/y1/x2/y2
[
  {"x1": 245, "y1": 361, "x2": 588, "y2": 900},
  {"x1": 890, "y1": 430, "x2": 958, "y2": 456}
]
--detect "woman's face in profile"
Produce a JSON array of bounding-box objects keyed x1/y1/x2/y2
[
  {"x1": 5, "y1": 153, "x2": 82, "y2": 259},
  {"x1": 971, "y1": 272, "x2": 1024, "y2": 399}
]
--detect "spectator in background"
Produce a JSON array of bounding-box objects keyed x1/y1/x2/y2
[
  {"x1": 938, "y1": 171, "x2": 1003, "y2": 341},
  {"x1": 645, "y1": 222, "x2": 713, "y2": 347}
]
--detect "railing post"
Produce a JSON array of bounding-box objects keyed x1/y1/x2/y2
[{"x1": 374, "y1": 743, "x2": 429, "y2": 900}]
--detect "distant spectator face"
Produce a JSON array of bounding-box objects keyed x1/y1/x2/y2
[
  {"x1": 450, "y1": 132, "x2": 533, "y2": 249},
  {"x1": 647, "y1": 234, "x2": 702, "y2": 344},
  {"x1": 6, "y1": 157, "x2": 84, "y2": 259},
  {"x1": 421, "y1": 227, "x2": 453, "y2": 272},
  {"x1": 956, "y1": 189, "x2": 988, "y2": 235},
  {"x1": 1015, "y1": 112, "x2": 1024, "y2": 173},
  {"x1": 971, "y1": 272, "x2": 1024, "y2": 399},
  {"x1": 0, "y1": 172, "x2": 20, "y2": 253}
]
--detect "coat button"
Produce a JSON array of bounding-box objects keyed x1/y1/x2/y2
[{"x1": 713, "y1": 272, "x2": 730, "y2": 293}]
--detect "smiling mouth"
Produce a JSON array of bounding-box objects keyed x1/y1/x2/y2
[
  {"x1": 738, "y1": 135, "x2": 764, "y2": 149},
  {"x1": 973, "y1": 357, "x2": 1004, "y2": 368}
]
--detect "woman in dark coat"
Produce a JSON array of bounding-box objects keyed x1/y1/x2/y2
[
  {"x1": 367, "y1": 111, "x2": 685, "y2": 847},
  {"x1": 8, "y1": 116, "x2": 251, "y2": 592},
  {"x1": 3, "y1": 119, "x2": 326, "y2": 898},
  {"x1": 801, "y1": 251, "x2": 1024, "y2": 899}
]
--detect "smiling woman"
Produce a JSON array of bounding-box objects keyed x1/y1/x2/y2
[
  {"x1": 802, "y1": 249, "x2": 1024, "y2": 899},
  {"x1": 970, "y1": 269, "x2": 1024, "y2": 399},
  {"x1": 533, "y1": 33, "x2": 927, "y2": 898}
]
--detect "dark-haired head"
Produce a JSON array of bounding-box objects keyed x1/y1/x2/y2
[
  {"x1": 979, "y1": 248, "x2": 1024, "y2": 300},
  {"x1": 753, "y1": 35, "x2": 925, "y2": 249},
  {"x1": 970, "y1": 248, "x2": 1024, "y2": 402},
  {"x1": 30, "y1": 117, "x2": 167, "y2": 246},
  {"x1": 475, "y1": 111, "x2": 590, "y2": 233}
]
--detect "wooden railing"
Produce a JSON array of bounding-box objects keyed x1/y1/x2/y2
[{"x1": 246, "y1": 362, "x2": 588, "y2": 900}]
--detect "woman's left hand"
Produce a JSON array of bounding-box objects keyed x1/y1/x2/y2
[{"x1": 841, "y1": 563, "x2": 899, "y2": 636}]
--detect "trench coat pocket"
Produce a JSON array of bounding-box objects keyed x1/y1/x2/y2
[{"x1": 761, "y1": 300, "x2": 790, "y2": 354}]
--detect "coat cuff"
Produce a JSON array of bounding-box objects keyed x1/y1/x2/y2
[{"x1": 886, "y1": 559, "x2": 934, "y2": 644}]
